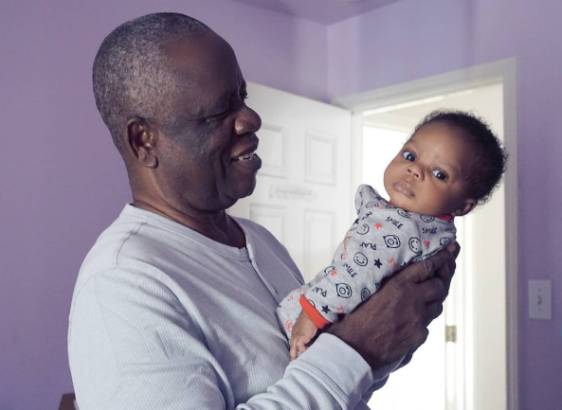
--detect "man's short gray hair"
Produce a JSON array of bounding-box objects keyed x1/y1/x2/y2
[{"x1": 93, "y1": 13, "x2": 209, "y2": 154}]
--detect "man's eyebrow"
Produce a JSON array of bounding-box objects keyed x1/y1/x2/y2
[{"x1": 221, "y1": 80, "x2": 247, "y2": 101}]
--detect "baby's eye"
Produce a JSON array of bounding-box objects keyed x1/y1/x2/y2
[
  {"x1": 402, "y1": 151, "x2": 416, "y2": 161},
  {"x1": 432, "y1": 169, "x2": 448, "y2": 180}
]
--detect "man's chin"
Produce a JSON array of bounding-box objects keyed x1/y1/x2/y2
[{"x1": 225, "y1": 181, "x2": 257, "y2": 203}]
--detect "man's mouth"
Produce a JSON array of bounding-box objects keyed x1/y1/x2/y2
[
  {"x1": 393, "y1": 181, "x2": 414, "y2": 197},
  {"x1": 233, "y1": 151, "x2": 258, "y2": 162},
  {"x1": 231, "y1": 147, "x2": 262, "y2": 172}
]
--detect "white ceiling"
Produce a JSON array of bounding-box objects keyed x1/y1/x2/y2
[{"x1": 230, "y1": 0, "x2": 403, "y2": 25}]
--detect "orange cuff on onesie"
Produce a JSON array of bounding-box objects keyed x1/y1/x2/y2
[{"x1": 299, "y1": 294, "x2": 331, "y2": 329}]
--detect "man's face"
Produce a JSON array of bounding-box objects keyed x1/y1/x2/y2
[
  {"x1": 155, "y1": 33, "x2": 262, "y2": 213},
  {"x1": 383, "y1": 122, "x2": 475, "y2": 216}
]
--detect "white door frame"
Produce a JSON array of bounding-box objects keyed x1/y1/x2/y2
[{"x1": 333, "y1": 58, "x2": 519, "y2": 410}]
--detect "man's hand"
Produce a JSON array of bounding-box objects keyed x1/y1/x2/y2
[{"x1": 327, "y1": 242, "x2": 459, "y2": 370}]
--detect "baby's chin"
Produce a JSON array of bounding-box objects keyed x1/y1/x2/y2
[
  {"x1": 388, "y1": 196, "x2": 444, "y2": 216},
  {"x1": 388, "y1": 195, "x2": 418, "y2": 213}
]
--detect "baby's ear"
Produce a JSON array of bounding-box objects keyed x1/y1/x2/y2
[{"x1": 451, "y1": 198, "x2": 477, "y2": 217}]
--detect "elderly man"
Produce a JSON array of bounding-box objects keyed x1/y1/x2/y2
[{"x1": 68, "y1": 12, "x2": 457, "y2": 410}]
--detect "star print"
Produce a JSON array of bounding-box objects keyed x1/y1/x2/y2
[
  {"x1": 322, "y1": 305, "x2": 331, "y2": 314},
  {"x1": 375, "y1": 223, "x2": 383, "y2": 229},
  {"x1": 374, "y1": 258, "x2": 382, "y2": 268},
  {"x1": 423, "y1": 240, "x2": 430, "y2": 248}
]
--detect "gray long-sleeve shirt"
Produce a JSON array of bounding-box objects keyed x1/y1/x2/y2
[{"x1": 68, "y1": 205, "x2": 391, "y2": 410}]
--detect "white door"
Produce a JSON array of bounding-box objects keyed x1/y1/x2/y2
[{"x1": 228, "y1": 82, "x2": 352, "y2": 281}]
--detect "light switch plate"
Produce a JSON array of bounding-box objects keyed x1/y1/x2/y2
[{"x1": 528, "y1": 280, "x2": 552, "y2": 320}]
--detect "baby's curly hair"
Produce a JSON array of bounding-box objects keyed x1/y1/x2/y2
[{"x1": 415, "y1": 110, "x2": 508, "y2": 204}]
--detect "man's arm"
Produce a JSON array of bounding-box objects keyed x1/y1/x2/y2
[
  {"x1": 68, "y1": 244, "x2": 457, "y2": 410},
  {"x1": 68, "y1": 267, "x2": 375, "y2": 410}
]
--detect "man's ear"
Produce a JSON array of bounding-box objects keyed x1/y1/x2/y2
[
  {"x1": 126, "y1": 118, "x2": 159, "y2": 168},
  {"x1": 451, "y1": 198, "x2": 477, "y2": 217}
]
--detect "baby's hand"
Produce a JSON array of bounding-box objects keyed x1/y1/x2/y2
[{"x1": 289, "y1": 311, "x2": 319, "y2": 361}]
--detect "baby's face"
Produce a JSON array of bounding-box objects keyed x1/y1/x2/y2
[{"x1": 383, "y1": 122, "x2": 477, "y2": 217}]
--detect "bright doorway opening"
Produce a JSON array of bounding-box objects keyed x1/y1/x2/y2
[
  {"x1": 363, "y1": 84, "x2": 504, "y2": 410},
  {"x1": 334, "y1": 59, "x2": 518, "y2": 410}
]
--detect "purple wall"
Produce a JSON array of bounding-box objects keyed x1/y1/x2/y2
[
  {"x1": 328, "y1": 0, "x2": 562, "y2": 409},
  {"x1": 0, "y1": 1, "x2": 326, "y2": 409},
  {"x1": 3, "y1": 0, "x2": 560, "y2": 409}
]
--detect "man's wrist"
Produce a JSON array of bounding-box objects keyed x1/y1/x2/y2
[
  {"x1": 294, "y1": 333, "x2": 376, "y2": 393},
  {"x1": 307, "y1": 333, "x2": 395, "y2": 383}
]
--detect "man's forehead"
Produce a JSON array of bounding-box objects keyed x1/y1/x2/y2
[
  {"x1": 161, "y1": 32, "x2": 243, "y2": 115},
  {"x1": 168, "y1": 35, "x2": 239, "y2": 85},
  {"x1": 163, "y1": 32, "x2": 236, "y2": 74}
]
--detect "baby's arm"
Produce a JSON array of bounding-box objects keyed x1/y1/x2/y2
[
  {"x1": 277, "y1": 238, "x2": 350, "y2": 359},
  {"x1": 287, "y1": 232, "x2": 347, "y2": 358}
]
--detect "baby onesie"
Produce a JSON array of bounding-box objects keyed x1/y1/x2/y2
[{"x1": 277, "y1": 184, "x2": 456, "y2": 336}]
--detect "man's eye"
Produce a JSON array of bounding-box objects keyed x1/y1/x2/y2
[
  {"x1": 204, "y1": 113, "x2": 224, "y2": 122},
  {"x1": 432, "y1": 169, "x2": 447, "y2": 180},
  {"x1": 204, "y1": 107, "x2": 230, "y2": 123},
  {"x1": 402, "y1": 151, "x2": 416, "y2": 161}
]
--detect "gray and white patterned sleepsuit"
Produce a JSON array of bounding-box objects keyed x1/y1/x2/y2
[{"x1": 277, "y1": 184, "x2": 456, "y2": 337}]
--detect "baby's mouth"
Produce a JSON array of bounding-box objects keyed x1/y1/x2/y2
[{"x1": 393, "y1": 181, "x2": 414, "y2": 197}]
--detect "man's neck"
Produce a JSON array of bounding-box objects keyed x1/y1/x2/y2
[{"x1": 131, "y1": 198, "x2": 247, "y2": 249}]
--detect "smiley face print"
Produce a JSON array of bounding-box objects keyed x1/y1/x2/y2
[
  {"x1": 353, "y1": 252, "x2": 369, "y2": 267},
  {"x1": 409, "y1": 237, "x2": 422, "y2": 255},
  {"x1": 397, "y1": 209, "x2": 411, "y2": 218},
  {"x1": 356, "y1": 223, "x2": 370, "y2": 235},
  {"x1": 420, "y1": 215, "x2": 436, "y2": 223},
  {"x1": 323, "y1": 265, "x2": 336, "y2": 277},
  {"x1": 361, "y1": 287, "x2": 371, "y2": 301}
]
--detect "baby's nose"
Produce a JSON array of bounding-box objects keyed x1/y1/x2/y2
[{"x1": 407, "y1": 168, "x2": 419, "y2": 177}]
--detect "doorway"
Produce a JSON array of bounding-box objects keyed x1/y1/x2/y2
[{"x1": 334, "y1": 59, "x2": 519, "y2": 410}]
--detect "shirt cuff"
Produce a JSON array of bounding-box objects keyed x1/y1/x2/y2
[{"x1": 293, "y1": 333, "x2": 375, "y2": 407}]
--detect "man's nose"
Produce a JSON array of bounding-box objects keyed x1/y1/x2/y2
[{"x1": 234, "y1": 105, "x2": 261, "y2": 135}]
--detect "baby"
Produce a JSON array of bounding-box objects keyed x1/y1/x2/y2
[{"x1": 277, "y1": 109, "x2": 508, "y2": 361}]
